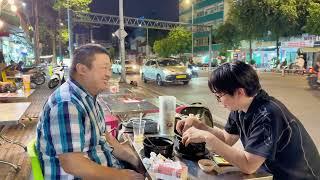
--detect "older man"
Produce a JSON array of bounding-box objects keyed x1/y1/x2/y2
[{"x1": 36, "y1": 44, "x2": 144, "y2": 179}]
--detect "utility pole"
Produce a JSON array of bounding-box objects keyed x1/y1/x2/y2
[
  {"x1": 67, "y1": 5, "x2": 74, "y2": 61},
  {"x1": 119, "y1": 0, "x2": 126, "y2": 83},
  {"x1": 33, "y1": 0, "x2": 40, "y2": 64},
  {"x1": 208, "y1": 27, "x2": 212, "y2": 78},
  {"x1": 191, "y1": 3, "x2": 194, "y2": 60},
  {"x1": 146, "y1": 28, "x2": 149, "y2": 60},
  {"x1": 58, "y1": 9, "x2": 63, "y2": 64}
]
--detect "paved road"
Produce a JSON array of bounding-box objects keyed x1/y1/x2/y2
[{"x1": 123, "y1": 72, "x2": 320, "y2": 150}]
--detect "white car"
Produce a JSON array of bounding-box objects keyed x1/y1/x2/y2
[
  {"x1": 112, "y1": 60, "x2": 140, "y2": 74},
  {"x1": 141, "y1": 58, "x2": 192, "y2": 86}
]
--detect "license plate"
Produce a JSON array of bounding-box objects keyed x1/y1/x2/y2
[{"x1": 176, "y1": 75, "x2": 186, "y2": 79}]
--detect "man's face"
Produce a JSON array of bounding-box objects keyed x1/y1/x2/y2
[
  {"x1": 214, "y1": 90, "x2": 242, "y2": 111},
  {"x1": 86, "y1": 53, "x2": 112, "y2": 94}
]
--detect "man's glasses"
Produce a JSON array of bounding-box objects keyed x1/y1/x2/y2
[{"x1": 213, "y1": 92, "x2": 226, "y2": 102}]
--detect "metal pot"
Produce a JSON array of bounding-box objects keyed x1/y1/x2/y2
[
  {"x1": 143, "y1": 137, "x2": 174, "y2": 158},
  {"x1": 175, "y1": 133, "x2": 206, "y2": 155}
]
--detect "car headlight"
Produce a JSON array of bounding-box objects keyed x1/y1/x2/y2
[
  {"x1": 186, "y1": 68, "x2": 192, "y2": 75},
  {"x1": 132, "y1": 65, "x2": 138, "y2": 69},
  {"x1": 163, "y1": 69, "x2": 172, "y2": 75}
]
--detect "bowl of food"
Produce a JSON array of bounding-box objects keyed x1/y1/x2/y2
[
  {"x1": 143, "y1": 136, "x2": 174, "y2": 158},
  {"x1": 174, "y1": 133, "x2": 206, "y2": 155}
]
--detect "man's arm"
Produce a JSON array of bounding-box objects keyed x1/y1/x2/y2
[
  {"x1": 58, "y1": 153, "x2": 143, "y2": 180},
  {"x1": 203, "y1": 125, "x2": 240, "y2": 146},
  {"x1": 104, "y1": 132, "x2": 142, "y2": 170},
  {"x1": 205, "y1": 132, "x2": 266, "y2": 174}
]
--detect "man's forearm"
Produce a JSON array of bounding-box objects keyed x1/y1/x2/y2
[
  {"x1": 203, "y1": 125, "x2": 226, "y2": 142},
  {"x1": 205, "y1": 135, "x2": 264, "y2": 174},
  {"x1": 59, "y1": 153, "x2": 124, "y2": 180}
]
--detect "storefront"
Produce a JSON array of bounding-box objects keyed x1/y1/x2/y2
[{"x1": 1, "y1": 25, "x2": 34, "y2": 65}]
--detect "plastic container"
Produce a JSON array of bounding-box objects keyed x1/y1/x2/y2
[{"x1": 159, "y1": 96, "x2": 176, "y2": 136}]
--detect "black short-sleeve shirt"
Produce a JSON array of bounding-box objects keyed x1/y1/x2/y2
[{"x1": 225, "y1": 89, "x2": 320, "y2": 180}]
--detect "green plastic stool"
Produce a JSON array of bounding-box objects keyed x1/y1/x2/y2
[{"x1": 27, "y1": 139, "x2": 44, "y2": 180}]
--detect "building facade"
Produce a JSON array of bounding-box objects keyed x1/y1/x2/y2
[{"x1": 179, "y1": 0, "x2": 231, "y2": 62}]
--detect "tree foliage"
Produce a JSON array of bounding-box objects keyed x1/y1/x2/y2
[
  {"x1": 222, "y1": 0, "x2": 300, "y2": 60},
  {"x1": 153, "y1": 27, "x2": 191, "y2": 57},
  {"x1": 305, "y1": 2, "x2": 320, "y2": 35},
  {"x1": 35, "y1": 0, "x2": 91, "y2": 63},
  {"x1": 215, "y1": 21, "x2": 241, "y2": 51},
  {"x1": 53, "y1": 0, "x2": 92, "y2": 12}
]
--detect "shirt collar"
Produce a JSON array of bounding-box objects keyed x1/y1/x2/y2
[
  {"x1": 241, "y1": 89, "x2": 270, "y2": 116},
  {"x1": 67, "y1": 78, "x2": 95, "y2": 100}
]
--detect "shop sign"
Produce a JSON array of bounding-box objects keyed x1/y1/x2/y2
[
  {"x1": 314, "y1": 41, "x2": 320, "y2": 47},
  {"x1": 302, "y1": 34, "x2": 320, "y2": 41},
  {"x1": 281, "y1": 41, "x2": 314, "y2": 48}
]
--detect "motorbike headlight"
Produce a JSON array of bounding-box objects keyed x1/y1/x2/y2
[
  {"x1": 192, "y1": 66, "x2": 199, "y2": 71},
  {"x1": 186, "y1": 68, "x2": 192, "y2": 75}
]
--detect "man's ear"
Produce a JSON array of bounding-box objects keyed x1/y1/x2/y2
[
  {"x1": 237, "y1": 88, "x2": 247, "y2": 97},
  {"x1": 75, "y1": 63, "x2": 88, "y2": 76}
]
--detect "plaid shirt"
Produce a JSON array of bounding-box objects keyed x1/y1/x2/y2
[{"x1": 36, "y1": 79, "x2": 122, "y2": 179}]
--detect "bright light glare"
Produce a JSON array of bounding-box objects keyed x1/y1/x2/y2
[
  {"x1": 11, "y1": 5, "x2": 17, "y2": 12},
  {"x1": 185, "y1": 0, "x2": 192, "y2": 5},
  {"x1": 0, "y1": 20, "x2": 4, "y2": 28}
]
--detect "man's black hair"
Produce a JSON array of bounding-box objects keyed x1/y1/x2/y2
[
  {"x1": 70, "y1": 43, "x2": 110, "y2": 77},
  {"x1": 208, "y1": 61, "x2": 261, "y2": 97}
]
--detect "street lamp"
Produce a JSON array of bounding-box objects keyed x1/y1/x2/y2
[{"x1": 185, "y1": 0, "x2": 194, "y2": 60}]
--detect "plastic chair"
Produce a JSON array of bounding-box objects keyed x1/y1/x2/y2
[{"x1": 27, "y1": 139, "x2": 44, "y2": 180}]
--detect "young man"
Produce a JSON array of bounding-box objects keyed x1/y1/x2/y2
[
  {"x1": 176, "y1": 61, "x2": 320, "y2": 179},
  {"x1": 36, "y1": 44, "x2": 144, "y2": 180}
]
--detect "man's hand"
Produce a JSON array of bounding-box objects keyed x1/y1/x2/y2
[
  {"x1": 118, "y1": 169, "x2": 145, "y2": 180},
  {"x1": 181, "y1": 127, "x2": 214, "y2": 146},
  {"x1": 176, "y1": 116, "x2": 206, "y2": 135},
  {"x1": 106, "y1": 133, "x2": 145, "y2": 173}
]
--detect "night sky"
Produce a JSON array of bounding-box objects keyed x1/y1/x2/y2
[{"x1": 83, "y1": 0, "x2": 179, "y2": 41}]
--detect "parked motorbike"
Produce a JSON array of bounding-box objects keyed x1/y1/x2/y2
[
  {"x1": 48, "y1": 66, "x2": 66, "y2": 89},
  {"x1": 188, "y1": 65, "x2": 199, "y2": 78},
  {"x1": 307, "y1": 74, "x2": 320, "y2": 89},
  {"x1": 15, "y1": 62, "x2": 46, "y2": 85},
  {"x1": 30, "y1": 66, "x2": 46, "y2": 85}
]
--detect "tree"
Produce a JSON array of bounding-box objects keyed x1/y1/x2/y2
[
  {"x1": 262, "y1": 0, "x2": 298, "y2": 60},
  {"x1": 153, "y1": 38, "x2": 172, "y2": 57},
  {"x1": 305, "y1": 2, "x2": 320, "y2": 35},
  {"x1": 228, "y1": 0, "x2": 266, "y2": 61},
  {"x1": 35, "y1": 0, "x2": 91, "y2": 64},
  {"x1": 153, "y1": 27, "x2": 191, "y2": 57},
  {"x1": 148, "y1": 29, "x2": 169, "y2": 53},
  {"x1": 167, "y1": 26, "x2": 192, "y2": 56},
  {"x1": 215, "y1": 21, "x2": 241, "y2": 51}
]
